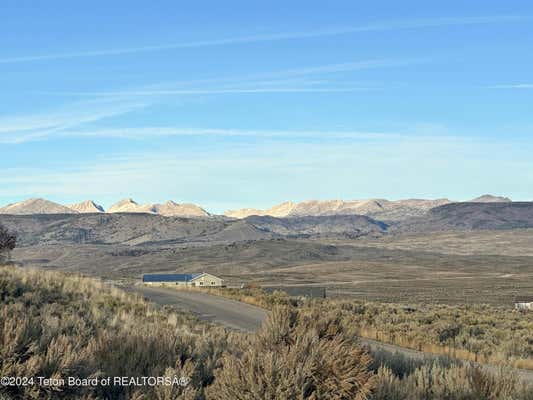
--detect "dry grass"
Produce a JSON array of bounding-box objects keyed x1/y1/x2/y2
[
  {"x1": 369, "y1": 348, "x2": 533, "y2": 400},
  {"x1": 352, "y1": 229, "x2": 533, "y2": 257},
  {"x1": 340, "y1": 301, "x2": 533, "y2": 370},
  {"x1": 372, "y1": 363, "x2": 533, "y2": 400},
  {"x1": 207, "y1": 307, "x2": 375, "y2": 400},
  {"x1": 0, "y1": 265, "x2": 228, "y2": 399},
  {"x1": 2, "y1": 265, "x2": 532, "y2": 399},
  {"x1": 201, "y1": 288, "x2": 533, "y2": 371},
  {"x1": 0, "y1": 265, "x2": 375, "y2": 399}
]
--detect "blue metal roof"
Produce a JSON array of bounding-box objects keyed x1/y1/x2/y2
[{"x1": 142, "y1": 273, "x2": 202, "y2": 282}]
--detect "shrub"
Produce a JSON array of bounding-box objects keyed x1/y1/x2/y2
[
  {"x1": 2, "y1": 266, "x2": 531, "y2": 399},
  {"x1": 0, "y1": 266, "x2": 220, "y2": 399},
  {"x1": 206, "y1": 307, "x2": 375, "y2": 400},
  {"x1": 0, "y1": 225, "x2": 16, "y2": 263},
  {"x1": 370, "y1": 348, "x2": 533, "y2": 400}
]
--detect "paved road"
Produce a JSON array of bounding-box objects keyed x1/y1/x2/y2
[
  {"x1": 134, "y1": 286, "x2": 533, "y2": 383},
  {"x1": 133, "y1": 286, "x2": 267, "y2": 332}
]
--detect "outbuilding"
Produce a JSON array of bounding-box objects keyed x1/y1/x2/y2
[
  {"x1": 142, "y1": 272, "x2": 224, "y2": 287},
  {"x1": 514, "y1": 297, "x2": 533, "y2": 311}
]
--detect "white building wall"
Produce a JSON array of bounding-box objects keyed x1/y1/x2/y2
[
  {"x1": 143, "y1": 281, "x2": 189, "y2": 287},
  {"x1": 191, "y1": 273, "x2": 223, "y2": 287},
  {"x1": 515, "y1": 302, "x2": 533, "y2": 311},
  {"x1": 143, "y1": 273, "x2": 223, "y2": 287}
]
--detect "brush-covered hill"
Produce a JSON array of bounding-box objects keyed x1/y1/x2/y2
[
  {"x1": 0, "y1": 265, "x2": 383, "y2": 400},
  {"x1": 395, "y1": 202, "x2": 533, "y2": 233},
  {"x1": 0, "y1": 213, "x2": 387, "y2": 247},
  {"x1": 246, "y1": 214, "x2": 387, "y2": 238},
  {"x1": 0, "y1": 213, "x2": 231, "y2": 246}
]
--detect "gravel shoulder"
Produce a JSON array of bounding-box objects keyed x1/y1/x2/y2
[{"x1": 132, "y1": 285, "x2": 267, "y2": 332}]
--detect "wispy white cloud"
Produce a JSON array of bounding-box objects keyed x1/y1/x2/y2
[
  {"x1": 0, "y1": 57, "x2": 402, "y2": 143},
  {"x1": 487, "y1": 84, "x2": 533, "y2": 89},
  {"x1": 275, "y1": 59, "x2": 420, "y2": 76},
  {"x1": 0, "y1": 99, "x2": 147, "y2": 144},
  {"x1": 0, "y1": 103, "x2": 140, "y2": 134},
  {"x1": 36, "y1": 58, "x2": 410, "y2": 98},
  {"x1": 67, "y1": 127, "x2": 403, "y2": 140},
  {"x1": 1, "y1": 125, "x2": 406, "y2": 144},
  {"x1": 41, "y1": 86, "x2": 380, "y2": 97},
  {"x1": 0, "y1": 16, "x2": 527, "y2": 65}
]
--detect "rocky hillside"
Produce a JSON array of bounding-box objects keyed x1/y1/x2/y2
[
  {"x1": 246, "y1": 214, "x2": 387, "y2": 238},
  {"x1": 106, "y1": 198, "x2": 147, "y2": 213},
  {"x1": 0, "y1": 213, "x2": 229, "y2": 246},
  {"x1": 225, "y1": 198, "x2": 452, "y2": 221},
  {"x1": 0, "y1": 213, "x2": 387, "y2": 247},
  {"x1": 469, "y1": 195, "x2": 512, "y2": 203},
  {"x1": 0, "y1": 198, "x2": 210, "y2": 218},
  {"x1": 103, "y1": 198, "x2": 211, "y2": 217},
  {"x1": 150, "y1": 200, "x2": 210, "y2": 217},
  {"x1": 225, "y1": 201, "x2": 297, "y2": 219},
  {"x1": 0, "y1": 198, "x2": 78, "y2": 215},
  {"x1": 68, "y1": 200, "x2": 105, "y2": 213}
]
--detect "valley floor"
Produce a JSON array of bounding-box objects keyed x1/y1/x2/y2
[{"x1": 12, "y1": 229, "x2": 533, "y2": 305}]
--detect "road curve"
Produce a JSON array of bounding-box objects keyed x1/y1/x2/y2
[
  {"x1": 133, "y1": 286, "x2": 533, "y2": 383},
  {"x1": 133, "y1": 285, "x2": 268, "y2": 332}
]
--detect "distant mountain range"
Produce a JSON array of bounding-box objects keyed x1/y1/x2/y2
[
  {"x1": 0, "y1": 198, "x2": 79, "y2": 215},
  {"x1": 0, "y1": 194, "x2": 515, "y2": 221},
  {"x1": 224, "y1": 195, "x2": 513, "y2": 221},
  {"x1": 0, "y1": 198, "x2": 209, "y2": 217},
  {"x1": 2, "y1": 202, "x2": 532, "y2": 249},
  {"x1": 106, "y1": 199, "x2": 209, "y2": 217}
]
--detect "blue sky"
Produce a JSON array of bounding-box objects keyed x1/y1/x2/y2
[{"x1": 1, "y1": 0, "x2": 532, "y2": 213}]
